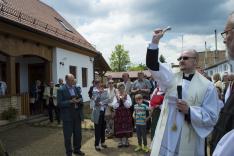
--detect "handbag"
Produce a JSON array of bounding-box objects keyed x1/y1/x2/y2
[
  {"x1": 91, "y1": 107, "x2": 100, "y2": 124},
  {"x1": 150, "y1": 88, "x2": 164, "y2": 108}
]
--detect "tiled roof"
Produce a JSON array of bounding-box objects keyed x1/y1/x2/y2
[
  {"x1": 197, "y1": 50, "x2": 226, "y2": 69},
  {"x1": 204, "y1": 59, "x2": 229, "y2": 70},
  {"x1": 0, "y1": 0, "x2": 96, "y2": 52},
  {"x1": 94, "y1": 52, "x2": 111, "y2": 71}
]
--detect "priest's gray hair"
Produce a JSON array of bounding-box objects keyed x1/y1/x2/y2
[{"x1": 228, "y1": 11, "x2": 234, "y2": 27}]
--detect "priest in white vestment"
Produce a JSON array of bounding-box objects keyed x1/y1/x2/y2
[{"x1": 146, "y1": 29, "x2": 221, "y2": 156}]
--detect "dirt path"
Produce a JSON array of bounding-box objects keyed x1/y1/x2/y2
[
  {"x1": 82, "y1": 133, "x2": 150, "y2": 156},
  {"x1": 0, "y1": 122, "x2": 151, "y2": 156}
]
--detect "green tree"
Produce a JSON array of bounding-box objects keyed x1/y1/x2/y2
[
  {"x1": 128, "y1": 63, "x2": 147, "y2": 71},
  {"x1": 110, "y1": 44, "x2": 131, "y2": 71},
  {"x1": 159, "y1": 54, "x2": 166, "y2": 63}
]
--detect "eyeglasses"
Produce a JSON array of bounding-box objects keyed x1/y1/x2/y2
[
  {"x1": 177, "y1": 56, "x2": 196, "y2": 61},
  {"x1": 221, "y1": 28, "x2": 234, "y2": 38}
]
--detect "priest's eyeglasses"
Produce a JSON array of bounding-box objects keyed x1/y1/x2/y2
[
  {"x1": 221, "y1": 28, "x2": 234, "y2": 38},
  {"x1": 177, "y1": 56, "x2": 196, "y2": 61}
]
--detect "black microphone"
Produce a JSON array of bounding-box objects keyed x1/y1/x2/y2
[
  {"x1": 177, "y1": 85, "x2": 182, "y2": 99},
  {"x1": 177, "y1": 85, "x2": 182, "y2": 112}
]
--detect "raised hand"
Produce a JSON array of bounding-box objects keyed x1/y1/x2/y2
[{"x1": 152, "y1": 28, "x2": 164, "y2": 44}]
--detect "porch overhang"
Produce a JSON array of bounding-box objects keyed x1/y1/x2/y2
[{"x1": 94, "y1": 52, "x2": 111, "y2": 74}]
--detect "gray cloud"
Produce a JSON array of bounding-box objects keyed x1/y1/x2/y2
[
  {"x1": 128, "y1": 0, "x2": 230, "y2": 34},
  {"x1": 42, "y1": 0, "x2": 111, "y2": 20},
  {"x1": 42, "y1": 0, "x2": 231, "y2": 35}
]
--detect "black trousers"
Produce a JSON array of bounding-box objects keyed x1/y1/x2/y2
[
  {"x1": 63, "y1": 113, "x2": 82, "y2": 156},
  {"x1": 48, "y1": 100, "x2": 60, "y2": 124},
  {"x1": 143, "y1": 100, "x2": 151, "y2": 131},
  {"x1": 94, "y1": 111, "x2": 106, "y2": 146}
]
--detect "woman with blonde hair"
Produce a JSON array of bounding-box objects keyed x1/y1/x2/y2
[{"x1": 213, "y1": 73, "x2": 222, "y2": 91}]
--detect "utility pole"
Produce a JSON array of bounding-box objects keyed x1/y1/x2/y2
[
  {"x1": 214, "y1": 29, "x2": 218, "y2": 64},
  {"x1": 204, "y1": 41, "x2": 207, "y2": 68},
  {"x1": 182, "y1": 35, "x2": 184, "y2": 52}
]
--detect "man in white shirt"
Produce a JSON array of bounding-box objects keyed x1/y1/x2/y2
[{"x1": 147, "y1": 29, "x2": 220, "y2": 156}]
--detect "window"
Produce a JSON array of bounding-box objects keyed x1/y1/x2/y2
[
  {"x1": 69, "y1": 66, "x2": 77, "y2": 78},
  {"x1": 55, "y1": 17, "x2": 73, "y2": 33},
  {"x1": 219, "y1": 66, "x2": 222, "y2": 72},
  {"x1": 210, "y1": 70, "x2": 213, "y2": 76},
  {"x1": 224, "y1": 64, "x2": 227, "y2": 71},
  {"x1": 82, "y1": 68, "x2": 88, "y2": 87}
]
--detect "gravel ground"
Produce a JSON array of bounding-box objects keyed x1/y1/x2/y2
[{"x1": 0, "y1": 123, "x2": 150, "y2": 156}]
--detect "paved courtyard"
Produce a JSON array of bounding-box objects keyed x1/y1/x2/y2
[{"x1": 0, "y1": 122, "x2": 150, "y2": 156}]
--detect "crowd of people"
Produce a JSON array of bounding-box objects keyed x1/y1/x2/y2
[
  {"x1": 54, "y1": 73, "x2": 163, "y2": 156},
  {"x1": 88, "y1": 71, "x2": 160, "y2": 153}
]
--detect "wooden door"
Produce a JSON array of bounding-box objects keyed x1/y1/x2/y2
[{"x1": 28, "y1": 63, "x2": 46, "y2": 92}]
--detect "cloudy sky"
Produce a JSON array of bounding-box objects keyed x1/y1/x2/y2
[{"x1": 41, "y1": 0, "x2": 234, "y2": 65}]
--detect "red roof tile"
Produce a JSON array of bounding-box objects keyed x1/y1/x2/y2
[
  {"x1": 105, "y1": 70, "x2": 152, "y2": 79},
  {"x1": 0, "y1": 0, "x2": 96, "y2": 52}
]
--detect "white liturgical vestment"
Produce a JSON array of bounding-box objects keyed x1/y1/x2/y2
[{"x1": 149, "y1": 63, "x2": 220, "y2": 156}]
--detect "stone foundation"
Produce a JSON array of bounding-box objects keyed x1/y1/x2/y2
[{"x1": 0, "y1": 95, "x2": 21, "y2": 119}]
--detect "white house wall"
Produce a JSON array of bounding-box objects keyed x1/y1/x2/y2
[
  {"x1": 205, "y1": 62, "x2": 231, "y2": 78},
  {"x1": 52, "y1": 48, "x2": 57, "y2": 85},
  {"x1": 53, "y1": 47, "x2": 94, "y2": 102}
]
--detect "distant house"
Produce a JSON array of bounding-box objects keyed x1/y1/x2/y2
[
  {"x1": 204, "y1": 60, "x2": 232, "y2": 78},
  {"x1": 105, "y1": 64, "x2": 178, "y2": 82},
  {"x1": 105, "y1": 70, "x2": 152, "y2": 82},
  {"x1": 197, "y1": 50, "x2": 226, "y2": 69},
  {"x1": 0, "y1": 0, "x2": 110, "y2": 117}
]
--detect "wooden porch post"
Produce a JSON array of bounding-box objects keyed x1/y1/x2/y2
[
  {"x1": 6, "y1": 56, "x2": 16, "y2": 94},
  {"x1": 45, "y1": 61, "x2": 52, "y2": 83}
]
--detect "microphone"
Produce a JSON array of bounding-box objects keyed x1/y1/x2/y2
[
  {"x1": 177, "y1": 85, "x2": 182, "y2": 99},
  {"x1": 177, "y1": 85, "x2": 182, "y2": 112}
]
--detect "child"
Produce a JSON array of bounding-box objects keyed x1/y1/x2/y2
[{"x1": 133, "y1": 94, "x2": 150, "y2": 153}]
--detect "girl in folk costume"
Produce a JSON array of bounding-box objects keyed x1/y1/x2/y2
[
  {"x1": 112, "y1": 83, "x2": 133, "y2": 147},
  {"x1": 105, "y1": 80, "x2": 117, "y2": 138}
]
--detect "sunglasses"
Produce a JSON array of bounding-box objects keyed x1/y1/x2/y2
[
  {"x1": 177, "y1": 56, "x2": 196, "y2": 61},
  {"x1": 221, "y1": 28, "x2": 234, "y2": 39}
]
